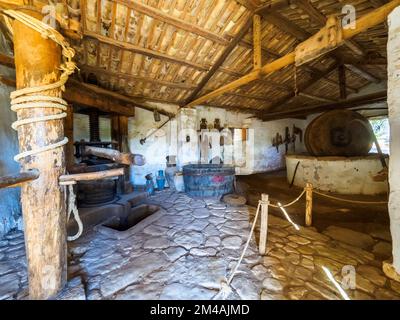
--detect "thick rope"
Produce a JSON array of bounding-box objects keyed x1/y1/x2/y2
[
  {"x1": 268, "y1": 189, "x2": 306, "y2": 208},
  {"x1": 312, "y1": 190, "x2": 387, "y2": 205},
  {"x1": 213, "y1": 200, "x2": 264, "y2": 300},
  {"x1": 4, "y1": 9, "x2": 77, "y2": 163},
  {"x1": 67, "y1": 184, "x2": 83, "y2": 241}
]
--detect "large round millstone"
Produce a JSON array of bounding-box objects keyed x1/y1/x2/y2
[{"x1": 305, "y1": 110, "x2": 374, "y2": 156}]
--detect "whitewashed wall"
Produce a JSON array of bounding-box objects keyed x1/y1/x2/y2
[
  {"x1": 238, "y1": 117, "x2": 310, "y2": 174},
  {"x1": 0, "y1": 65, "x2": 23, "y2": 237},
  {"x1": 127, "y1": 105, "x2": 310, "y2": 185}
]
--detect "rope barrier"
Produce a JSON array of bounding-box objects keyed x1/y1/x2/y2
[
  {"x1": 268, "y1": 189, "x2": 306, "y2": 208},
  {"x1": 312, "y1": 189, "x2": 388, "y2": 205},
  {"x1": 214, "y1": 182, "x2": 388, "y2": 299}
]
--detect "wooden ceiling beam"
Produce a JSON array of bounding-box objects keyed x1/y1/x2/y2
[
  {"x1": 261, "y1": 91, "x2": 387, "y2": 121},
  {"x1": 253, "y1": 14, "x2": 262, "y2": 70},
  {"x1": 112, "y1": 0, "x2": 229, "y2": 45},
  {"x1": 261, "y1": 9, "x2": 376, "y2": 88},
  {"x1": 64, "y1": 83, "x2": 136, "y2": 117},
  {"x1": 218, "y1": 66, "x2": 293, "y2": 92},
  {"x1": 67, "y1": 80, "x2": 175, "y2": 117},
  {"x1": 295, "y1": 0, "x2": 365, "y2": 56},
  {"x1": 297, "y1": 92, "x2": 337, "y2": 103},
  {"x1": 85, "y1": 31, "x2": 209, "y2": 71},
  {"x1": 81, "y1": 65, "x2": 198, "y2": 90}
]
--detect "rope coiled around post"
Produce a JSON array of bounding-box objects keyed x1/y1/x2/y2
[{"x1": 3, "y1": 9, "x2": 77, "y2": 162}]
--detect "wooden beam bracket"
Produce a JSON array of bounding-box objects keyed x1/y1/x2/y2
[{"x1": 295, "y1": 16, "x2": 343, "y2": 67}]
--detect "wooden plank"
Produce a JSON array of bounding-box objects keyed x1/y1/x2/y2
[
  {"x1": 59, "y1": 168, "x2": 124, "y2": 183},
  {"x1": 85, "y1": 31, "x2": 209, "y2": 71},
  {"x1": 185, "y1": 0, "x2": 398, "y2": 108},
  {"x1": 113, "y1": 0, "x2": 229, "y2": 45},
  {"x1": 253, "y1": 14, "x2": 262, "y2": 70}
]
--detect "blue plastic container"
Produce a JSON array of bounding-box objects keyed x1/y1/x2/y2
[
  {"x1": 156, "y1": 170, "x2": 166, "y2": 191},
  {"x1": 145, "y1": 173, "x2": 155, "y2": 195}
]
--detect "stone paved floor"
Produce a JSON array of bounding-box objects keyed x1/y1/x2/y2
[{"x1": 1, "y1": 190, "x2": 400, "y2": 300}]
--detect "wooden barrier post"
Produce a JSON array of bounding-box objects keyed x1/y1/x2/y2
[
  {"x1": 259, "y1": 193, "x2": 269, "y2": 255},
  {"x1": 305, "y1": 183, "x2": 313, "y2": 226}
]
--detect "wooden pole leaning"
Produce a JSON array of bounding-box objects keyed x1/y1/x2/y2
[{"x1": 259, "y1": 193, "x2": 269, "y2": 255}]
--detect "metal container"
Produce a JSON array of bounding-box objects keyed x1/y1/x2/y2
[{"x1": 182, "y1": 164, "x2": 235, "y2": 198}]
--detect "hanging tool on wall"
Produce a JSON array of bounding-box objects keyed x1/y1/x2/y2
[
  {"x1": 272, "y1": 132, "x2": 283, "y2": 153},
  {"x1": 292, "y1": 125, "x2": 303, "y2": 152},
  {"x1": 140, "y1": 116, "x2": 173, "y2": 145},
  {"x1": 284, "y1": 127, "x2": 291, "y2": 153}
]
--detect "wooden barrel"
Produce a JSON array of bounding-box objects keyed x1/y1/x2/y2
[
  {"x1": 183, "y1": 164, "x2": 235, "y2": 198},
  {"x1": 305, "y1": 110, "x2": 374, "y2": 156}
]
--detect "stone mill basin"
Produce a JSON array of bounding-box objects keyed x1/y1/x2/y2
[
  {"x1": 286, "y1": 153, "x2": 389, "y2": 195},
  {"x1": 182, "y1": 164, "x2": 235, "y2": 198},
  {"x1": 67, "y1": 192, "x2": 162, "y2": 240}
]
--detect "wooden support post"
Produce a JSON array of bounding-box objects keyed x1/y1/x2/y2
[
  {"x1": 253, "y1": 14, "x2": 262, "y2": 70},
  {"x1": 111, "y1": 115, "x2": 132, "y2": 193},
  {"x1": 305, "y1": 183, "x2": 313, "y2": 227},
  {"x1": 12, "y1": 9, "x2": 67, "y2": 299},
  {"x1": 65, "y1": 104, "x2": 75, "y2": 170},
  {"x1": 259, "y1": 193, "x2": 269, "y2": 255}
]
